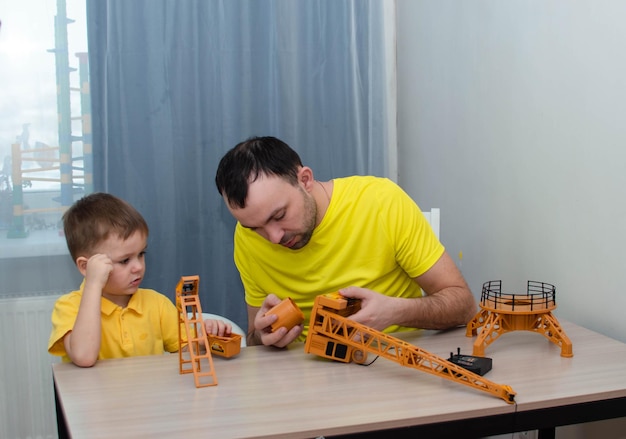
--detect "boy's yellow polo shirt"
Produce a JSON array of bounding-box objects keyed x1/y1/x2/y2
[{"x1": 48, "y1": 284, "x2": 181, "y2": 362}]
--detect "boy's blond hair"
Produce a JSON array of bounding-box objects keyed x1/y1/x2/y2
[{"x1": 63, "y1": 192, "x2": 149, "y2": 261}]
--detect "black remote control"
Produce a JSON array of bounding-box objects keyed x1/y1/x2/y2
[{"x1": 448, "y1": 347, "x2": 492, "y2": 376}]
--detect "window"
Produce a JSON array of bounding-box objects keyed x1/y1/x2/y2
[
  {"x1": 0, "y1": 0, "x2": 90, "y2": 261},
  {"x1": 0, "y1": 0, "x2": 89, "y2": 296}
]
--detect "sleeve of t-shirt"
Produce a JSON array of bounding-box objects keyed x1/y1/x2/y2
[
  {"x1": 48, "y1": 293, "x2": 80, "y2": 357},
  {"x1": 377, "y1": 179, "x2": 445, "y2": 278},
  {"x1": 234, "y1": 224, "x2": 267, "y2": 308},
  {"x1": 160, "y1": 295, "x2": 183, "y2": 352}
]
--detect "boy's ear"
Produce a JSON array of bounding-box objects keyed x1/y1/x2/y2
[{"x1": 76, "y1": 256, "x2": 89, "y2": 276}]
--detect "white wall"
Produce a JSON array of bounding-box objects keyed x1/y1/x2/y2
[
  {"x1": 396, "y1": 1, "x2": 626, "y2": 435},
  {"x1": 397, "y1": 0, "x2": 626, "y2": 343}
]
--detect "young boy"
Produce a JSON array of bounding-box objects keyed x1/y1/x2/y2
[{"x1": 48, "y1": 192, "x2": 230, "y2": 367}]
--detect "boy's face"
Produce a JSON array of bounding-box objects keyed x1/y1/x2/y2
[{"x1": 93, "y1": 230, "x2": 147, "y2": 304}]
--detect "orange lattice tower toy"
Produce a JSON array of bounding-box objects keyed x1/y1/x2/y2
[
  {"x1": 305, "y1": 292, "x2": 516, "y2": 404},
  {"x1": 175, "y1": 275, "x2": 218, "y2": 387},
  {"x1": 466, "y1": 280, "x2": 573, "y2": 358}
]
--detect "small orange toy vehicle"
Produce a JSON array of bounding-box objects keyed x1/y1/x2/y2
[{"x1": 207, "y1": 333, "x2": 242, "y2": 358}]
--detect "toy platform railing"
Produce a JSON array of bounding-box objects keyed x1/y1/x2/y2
[{"x1": 466, "y1": 280, "x2": 573, "y2": 358}]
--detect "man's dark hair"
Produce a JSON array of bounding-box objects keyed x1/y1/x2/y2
[{"x1": 215, "y1": 136, "x2": 303, "y2": 208}]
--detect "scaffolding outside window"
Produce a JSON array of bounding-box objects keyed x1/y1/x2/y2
[{"x1": 0, "y1": 0, "x2": 91, "y2": 260}]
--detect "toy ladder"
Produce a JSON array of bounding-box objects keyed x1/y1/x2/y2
[{"x1": 176, "y1": 275, "x2": 218, "y2": 387}]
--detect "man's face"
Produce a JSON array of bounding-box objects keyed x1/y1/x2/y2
[{"x1": 226, "y1": 174, "x2": 318, "y2": 250}]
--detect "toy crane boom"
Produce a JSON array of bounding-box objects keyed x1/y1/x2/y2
[{"x1": 304, "y1": 293, "x2": 516, "y2": 404}]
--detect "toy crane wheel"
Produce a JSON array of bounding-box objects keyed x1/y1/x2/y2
[{"x1": 352, "y1": 349, "x2": 367, "y2": 364}]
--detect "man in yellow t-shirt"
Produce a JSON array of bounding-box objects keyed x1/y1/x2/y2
[{"x1": 215, "y1": 136, "x2": 477, "y2": 347}]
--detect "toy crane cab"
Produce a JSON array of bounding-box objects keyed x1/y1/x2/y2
[
  {"x1": 303, "y1": 292, "x2": 516, "y2": 404},
  {"x1": 305, "y1": 293, "x2": 368, "y2": 364}
]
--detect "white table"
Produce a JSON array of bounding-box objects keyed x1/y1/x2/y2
[{"x1": 53, "y1": 320, "x2": 626, "y2": 438}]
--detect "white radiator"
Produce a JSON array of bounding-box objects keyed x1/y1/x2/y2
[{"x1": 0, "y1": 294, "x2": 61, "y2": 439}]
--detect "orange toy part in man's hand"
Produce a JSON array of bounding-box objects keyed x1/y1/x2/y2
[{"x1": 266, "y1": 297, "x2": 304, "y2": 332}]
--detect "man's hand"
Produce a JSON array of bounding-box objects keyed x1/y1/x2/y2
[
  {"x1": 251, "y1": 294, "x2": 303, "y2": 347},
  {"x1": 340, "y1": 252, "x2": 477, "y2": 331},
  {"x1": 337, "y1": 287, "x2": 397, "y2": 331}
]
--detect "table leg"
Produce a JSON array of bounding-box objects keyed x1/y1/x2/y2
[
  {"x1": 537, "y1": 427, "x2": 555, "y2": 439},
  {"x1": 54, "y1": 379, "x2": 70, "y2": 439}
]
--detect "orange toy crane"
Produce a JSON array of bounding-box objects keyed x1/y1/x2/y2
[
  {"x1": 304, "y1": 292, "x2": 516, "y2": 404},
  {"x1": 175, "y1": 275, "x2": 218, "y2": 387}
]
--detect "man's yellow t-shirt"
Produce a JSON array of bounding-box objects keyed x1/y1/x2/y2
[
  {"x1": 234, "y1": 176, "x2": 444, "y2": 340},
  {"x1": 48, "y1": 284, "x2": 181, "y2": 362}
]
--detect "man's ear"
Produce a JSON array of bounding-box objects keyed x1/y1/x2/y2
[
  {"x1": 298, "y1": 166, "x2": 315, "y2": 192},
  {"x1": 76, "y1": 256, "x2": 89, "y2": 276}
]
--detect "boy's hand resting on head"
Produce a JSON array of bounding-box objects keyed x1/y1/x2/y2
[{"x1": 83, "y1": 253, "x2": 114, "y2": 290}]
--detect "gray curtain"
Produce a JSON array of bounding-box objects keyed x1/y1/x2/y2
[{"x1": 86, "y1": 0, "x2": 393, "y2": 330}]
